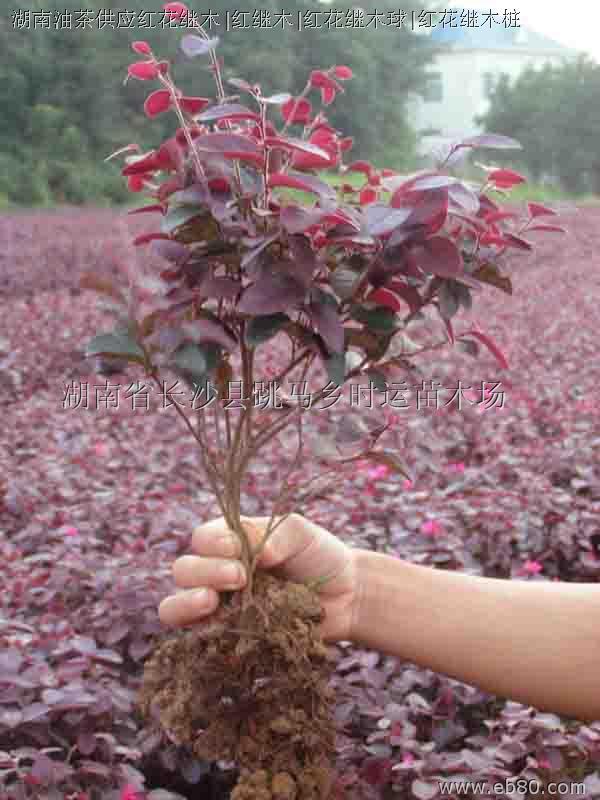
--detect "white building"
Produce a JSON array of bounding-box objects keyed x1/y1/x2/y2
[{"x1": 408, "y1": 8, "x2": 581, "y2": 158}]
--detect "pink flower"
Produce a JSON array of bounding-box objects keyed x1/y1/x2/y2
[
  {"x1": 519, "y1": 559, "x2": 543, "y2": 576},
  {"x1": 382, "y1": 405, "x2": 401, "y2": 428},
  {"x1": 421, "y1": 519, "x2": 445, "y2": 537},
  {"x1": 94, "y1": 442, "x2": 109, "y2": 457},
  {"x1": 120, "y1": 785, "x2": 143, "y2": 800},
  {"x1": 366, "y1": 464, "x2": 390, "y2": 481},
  {"x1": 64, "y1": 526, "x2": 79, "y2": 538},
  {"x1": 447, "y1": 462, "x2": 465, "y2": 473},
  {"x1": 403, "y1": 479, "x2": 413, "y2": 490}
]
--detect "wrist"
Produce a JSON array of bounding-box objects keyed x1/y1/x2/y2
[{"x1": 349, "y1": 547, "x2": 401, "y2": 648}]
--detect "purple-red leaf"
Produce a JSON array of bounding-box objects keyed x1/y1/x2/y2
[
  {"x1": 503, "y1": 232, "x2": 533, "y2": 250},
  {"x1": 144, "y1": 89, "x2": 172, "y2": 118},
  {"x1": 128, "y1": 62, "x2": 159, "y2": 81},
  {"x1": 527, "y1": 201, "x2": 557, "y2": 218},
  {"x1": 237, "y1": 274, "x2": 306, "y2": 315},
  {"x1": 151, "y1": 239, "x2": 189, "y2": 263},
  {"x1": 128, "y1": 204, "x2": 165, "y2": 216},
  {"x1": 389, "y1": 280, "x2": 422, "y2": 314},
  {"x1": 195, "y1": 103, "x2": 260, "y2": 124},
  {"x1": 527, "y1": 223, "x2": 566, "y2": 234},
  {"x1": 368, "y1": 287, "x2": 402, "y2": 312},
  {"x1": 457, "y1": 133, "x2": 522, "y2": 150},
  {"x1": 199, "y1": 275, "x2": 240, "y2": 299},
  {"x1": 412, "y1": 236, "x2": 463, "y2": 277},
  {"x1": 182, "y1": 319, "x2": 237, "y2": 351},
  {"x1": 288, "y1": 235, "x2": 319, "y2": 287},
  {"x1": 134, "y1": 232, "x2": 172, "y2": 247},
  {"x1": 193, "y1": 131, "x2": 261, "y2": 154},
  {"x1": 460, "y1": 328, "x2": 509, "y2": 369},
  {"x1": 268, "y1": 171, "x2": 336, "y2": 200},
  {"x1": 306, "y1": 296, "x2": 344, "y2": 353}
]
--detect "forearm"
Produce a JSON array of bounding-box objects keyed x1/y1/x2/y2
[{"x1": 352, "y1": 549, "x2": 600, "y2": 722}]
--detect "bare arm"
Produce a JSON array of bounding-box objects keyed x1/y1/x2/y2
[{"x1": 352, "y1": 549, "x2": 600, "y2": 723}]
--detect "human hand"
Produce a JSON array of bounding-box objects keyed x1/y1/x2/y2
[{"x1": 158, "y1": 512, "x2": 360, "y2": 643}]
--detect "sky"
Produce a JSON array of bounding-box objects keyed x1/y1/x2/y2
[{"x1": 468, "y1": 1, "x2": 600, "y2": 62}]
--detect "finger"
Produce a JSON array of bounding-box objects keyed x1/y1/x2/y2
[
  {"x1": 172, "y1": 555, "x2": 246, "y2": 591},
  {"x1": 263, "y1": 513, "x2": 349, "y2": 588},
  {"x1": 158, "y1": 587, "x2": 219, "y2": 627},
  {"x1": 190, "y1": 516, "x2": 279, "y2": 565}
]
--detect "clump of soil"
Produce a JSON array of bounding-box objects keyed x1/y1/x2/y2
[{"x1": 138, "y1": 571, "x2": 338, "y2": 799}]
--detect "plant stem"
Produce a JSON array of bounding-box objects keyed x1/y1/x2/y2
[{"x1": 148, "y1": 371, "x2": 225, "y2": 512}]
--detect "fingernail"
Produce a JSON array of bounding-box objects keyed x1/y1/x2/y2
[{"x1": 220, "y1": 562, "x2": 243, "y2": 587}]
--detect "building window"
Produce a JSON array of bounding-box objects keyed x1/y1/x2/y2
[{"x1": 423, "y1": 72, "x2": 443, "y2": 103}]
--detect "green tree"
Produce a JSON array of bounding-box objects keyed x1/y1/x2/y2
[
  {"x1": 477, "y1": 53, "x2": 600, "y2": 195},
  {"x1": 1, "y1": 0, "x2": 441, "y2": 206}
]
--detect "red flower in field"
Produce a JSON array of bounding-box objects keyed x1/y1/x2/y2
[
  {"x1": 366, "y1": 464, "x2": 390, "y2": 481},
  {"x1": 421, "y1": 519, "x2": 444, "y2": 537},
  {"x1": 519, "y1": 559, "x2": 543, "y2": 576},
  {"x1": 120, "y1": 785, "x2": 143, "y2": 800}
]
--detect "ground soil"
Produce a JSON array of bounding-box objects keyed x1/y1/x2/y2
[{"x1": 138, "y1": 571, "x2": 338, "y2": 800}]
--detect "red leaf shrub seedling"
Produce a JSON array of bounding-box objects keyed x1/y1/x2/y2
[{"x1": 77, "y1": 4, "x2": 564, "y2": 798}]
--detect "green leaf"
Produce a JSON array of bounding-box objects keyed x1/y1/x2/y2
[
  {"x1": 437, "y1": 280, "x2": 461, "y2": 321},
  {"x1": 350, "y1": 304, "x2": 398, "y2": 333},
  {"x1": 455, "y1": 281, "x2": 473, "y2": 311},
  {"x1": 457, "y1": 339, "x2": 480, "y2": 357},
  {"x1": 85, "y1": 330, "x2": 145, "y2": 363},
  {"x1": 172, "y1": 343, "x2": 208, "y2": 376},
  {"x1": 471, "y1": 262, "x2": 513, "y2": 295},
  {"x1": 161, "y1": 206, "x2": 204, "y2": 235},
  {"x1": 80, "y1": 272, "x2": 126, "y2": 304},
  {"x1": 330, "y1": 268, "x2": 359, "y2": 301},
  {"x1": 245, "y1": 313, "x2": 290, "y2": 346},
  {"x1": 324, "y1": 351, "x2": 346, "y2": 386},
  {"x1": 365, "y1": 368, "x2": 388, "y2": 392},
  {"x1": 171, "y1": 342, "x2": 221, "y2": 392},
  {"x1": 311, "y1": 287, "x2": 339, "y2": 309}
]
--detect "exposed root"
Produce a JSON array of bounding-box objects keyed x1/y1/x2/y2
[{"x1": 138, "y1": 572, "x2": 338, "y2": 799}]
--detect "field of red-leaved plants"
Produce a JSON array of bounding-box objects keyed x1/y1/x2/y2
[{"x1": 1, "y1": 202, "x2": 600, "y2": 799}]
